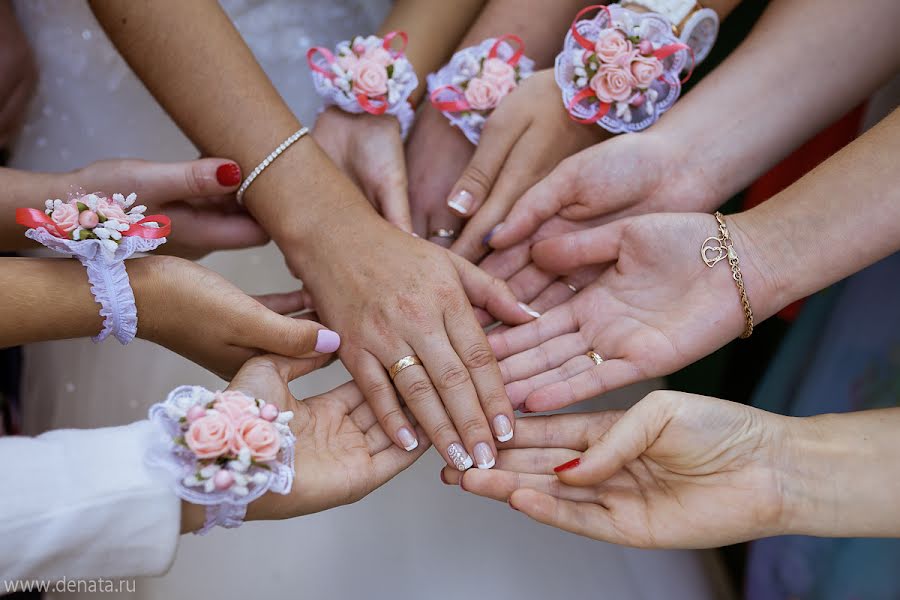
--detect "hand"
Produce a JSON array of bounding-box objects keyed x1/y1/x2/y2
[
  {"x1": 70, "y1": 158, "x2": 267, "y2": 259},
  {"x1": 0, "y1": 1, "x2": 38, "y2": 150},
  {"x1": 299, "y1": 219, "x2": 540, "y2": 472},
  {"x1": 446, "y1": 69, "x2": 605, "y2": 261},
  {"x1": 486, "y1": 129, "x2": 716, "y2": 251},
  {"x1": 182, "y1": 354, "x2": 430, "y2": 530},
  {"x1": 488, "y1": 212, "x2": 777, "y2": 411},
  {"x1": 130, "y1": 256, "x2": 339, "y2": 379},
  {"x1": 314, "y1": 108, "x2": 412, "y2": 232},
  {"x1": 405, "y1": 103, "x2": 471, "y2": 246},
  {"x1": 440, "y1": 390, "x2": 792, "y2": 548}
]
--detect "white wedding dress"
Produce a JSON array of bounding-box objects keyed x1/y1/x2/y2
[{"x1": 11, "y1": 2, "x2": 727, "y2": 598}]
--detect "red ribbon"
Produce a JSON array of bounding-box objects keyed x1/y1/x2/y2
[
  {"x1": 566, "y1": 87, "x2": 610, "y2": 124},
  {"x1": 430, "y1": 85, "x2": 469, "y2": 112},
  {"x1": 570, "y1": 4, "x2": 612, "y2": 51},
  {"x1": 306, "y1": 46, "x2": 336, "y2": 80},
  {"x1": 488, "y1": 34, "x2": 525, "y2": 67},
  {"x1": 382, "y1": 31, "x2": 408, "y2": 58},
  {"x1": 356, "y1": 94, "x2": 388, "y2": 115},
  {"x1": 16, "y1": 208, "x2": 170, "y2": 240}
]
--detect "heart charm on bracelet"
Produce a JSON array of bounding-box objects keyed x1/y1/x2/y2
[{"x1": 701, "y1": 236, "x2": 727, "y2": 267}]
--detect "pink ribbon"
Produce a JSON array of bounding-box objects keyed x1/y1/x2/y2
[
  {"x1": 16, "y1": 208, "x2": 171, "y2": 240},
  {"x1": 570, "y1": 4, "x2": 612, "y2": 52},
  {"x1": 430, "y1": 85, "x2": 470, "y2": 112},
  {"x1": 487, "y1": 34, "x2": 525, "y2": 67}
]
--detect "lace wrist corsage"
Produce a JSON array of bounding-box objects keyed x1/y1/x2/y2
[
  {"x1": 16, "y1": 192, "x2": 170, "y2": 344},
  {"x1": 556, "y1": 4, "x2": 692, "y2": 133},
  {"x1": 307, "y1": 32, "x2": 418, "y2": 139},
  {"x1": 147, "y1": 386, "x2": 296, "y2": 534},
  {"x1": 427, "y1": 35, "x2": 534, "y2": 145}
]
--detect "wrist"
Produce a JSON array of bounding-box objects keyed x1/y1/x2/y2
[{"x1": 129, "y1": 254, "x2": 176, "y2": 344}]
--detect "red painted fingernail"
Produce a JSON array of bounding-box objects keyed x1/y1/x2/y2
[
  {"x1": 216, "y1": 162, "x2": 241, "y2": 187},
  {"x1": 439, "y1": 470, "x2": 448, "y2": 485},
  {"x1": 553, "y1": 458, "x2": 581, "y2": 473}
]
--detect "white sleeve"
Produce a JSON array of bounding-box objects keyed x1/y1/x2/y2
[{"x1": 0, "y1": 420, "x2": 181, "y2": 581}]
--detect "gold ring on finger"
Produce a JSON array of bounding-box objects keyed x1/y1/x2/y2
[
  {"x1": 586, "y1": 351, "x2": 604, "y2": 365},
  {"x1": 389, "y1": 355, "x2": 423, "y2": 381}
]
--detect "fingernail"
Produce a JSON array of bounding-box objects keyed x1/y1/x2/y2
[
  {"x1": 519, "y1": 405, "x2": 533, "y2": 414},
  {"x1": 493, "y1": 414, "x2": 513, "y2": 442},
  {"x1": 482, "y1": 223, "x2": 504, "y2": 246},
  {"x1": 508, "y1": 499, "x2": 519, "y2": 511},
  {"x1": 216, "y1": 162, "x2": 242, "y2": 187},
  {"x1": 448, "y1": 443, "x2": 474, "y2": 471},
  {"x1": 447, "y1": 190, "x2": 474, "y2": 215},
  {"x1": 314, "y1": 329, "x2": 341, "y2": 353},
  {"x1": 439, "y1": 469, "x2": 448, "y2": 485},
  {"x1": 474, "y1": 442, "x2": 495, "y2": 469},
  {"x1": 553, "y1": 458, "x2": 581, "y2": 473},
  {"x1": 397, "y1": 427, "x2": 419, "y2": 452},
  {"x1": 517, "y1": 302, "x2": 541, "y2": 319},
  {"x1": 412, "y1": 232, "x2": 420, "y2": 238}
]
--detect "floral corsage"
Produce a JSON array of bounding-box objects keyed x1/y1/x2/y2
[
  {"x1": 307, "y1": 32, "x2": 418, "y2": 139},
  {"x1": 147, "y1": 386, "x2": 296, "y2": 534},
  {"x1": 16, "y1": 192, "x2": 170, "y2": 344},
  {"x1": 555, "y1": 4, "x2": 692, "y2": 133},
  {"x1": 427, "y1": 35, "x2": 534, "y2": 145}
]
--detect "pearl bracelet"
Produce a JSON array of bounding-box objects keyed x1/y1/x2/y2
[{"x1": 235, "y1": 126, "x2": 309, "y2": 205}]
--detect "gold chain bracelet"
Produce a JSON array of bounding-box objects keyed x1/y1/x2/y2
[{"x1": 700, "y1": 211, "x2": 754, "y2": 338}]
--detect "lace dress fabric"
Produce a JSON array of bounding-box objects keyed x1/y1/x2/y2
[{"x1": 11, "y1": 1, "x2": 722, "y2": 598}]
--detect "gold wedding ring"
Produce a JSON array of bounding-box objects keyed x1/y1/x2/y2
[
  {"x1": 586, "y1": 351, "x2": 604, "y2": 365},
  {"x1": 389, "y1": 355, "x2": 423, "y2": 381},
  {"x1": 429, "y1": 228, "x2": 457, "y2": 240}
]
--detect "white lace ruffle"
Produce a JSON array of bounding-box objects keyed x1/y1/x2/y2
[
  {"x1": 146, "y1": 386, "x2": 296, "y2": 535},
  {"x1": 555, "y1": 5, "x2": 689, "y2": 134},
  {"x1": 26, "y1": 228, "x2": 166, "y2": 344},
  {"x1": 426, "y1": 38, "x2": 535, "y2": 145}
]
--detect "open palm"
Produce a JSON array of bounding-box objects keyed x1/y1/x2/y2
[
  {"x1": 227, "y1": 356, "x2": 430, "y2": 521},
  {"x1": 442, "y1": 391, "x2": 789, "y2": 548},
  {"x1": 488, "y1": 212, "x2": 772, "y2": 411}
]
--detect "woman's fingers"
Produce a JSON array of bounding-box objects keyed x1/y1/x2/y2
[
  {"x1": 503, "y1": 412, "x2": 624, "y2": 450},
  {"x1": 251, "y1": 290, "x2": 307, "y2": 315},
  {"x1": 509, "y1": 488, "x2": 617, "y2": 543},
  {"x1": 247, "y1": 306, "x2": 341, "y2": 358},
  {"x1": 499, "y1": 332, "x2": 589, "y2": 384},
  {"x1": 519, "y1": 358, "x2": 640, "y2": 412},
  {"x1": 449, "y1": 252, "x2": 539, "y2": 325},
  {"x1": 488, "y1": 303, "x2": 577, "y2": 360},
  {"x1": 370, "y1": 423, "x2": 430, "y2": 488},
  {"x1": 445, "y1": 113, "x2": 526, "y2": 219},
  {"x1": 531, "y1": 221, "x2": 628, "y2": 274},
  {"x1": 353, "y1": 350, "x2": 421, "y2": 452}
]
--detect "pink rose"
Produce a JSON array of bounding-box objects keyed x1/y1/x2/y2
[
  {"x1": 213, "y1": 391, "x2": 256, "y2": 425},
  {"x1": 185, "y1": 413, "x2": 234, "y2": 459},
  {"x1": 96, "y1": 197, "x2": 129, "y2": 223},
  {"x1": 362, "y1": 46, "x2": 393, "y2": 67},
  {"x1": 352, "y1": 58, "x2": 389, "y2": 97},
  {"x1": 335, "y1": 52, "x2": 358, "y2": 74},
  {"x1": 480, "y1": 57, "x2": 517, "y2": 96},
  {"x1": 630, "y1": 54, "x2": 663, "y2": 88},
  {"x1": 589, "y1": 64, "x2": 637, "y2": 104},
  {"x1": 50, "y1": 202, "x2": 79, "y2": 233},
  {"x1": 232, "y1": 418, "x2": 281, "y2": 462},
  {"x1": 464, "y1": 77, "x2": 502, "y2": 110},
  {"x1": 594, "y1": 28, "x2": 633, "y2": 64}
]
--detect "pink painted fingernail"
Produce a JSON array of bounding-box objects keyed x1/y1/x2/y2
[
  {"x1": 397, "y1": 427, "x2": 418, "y2": 451},
  {"x1": 474, "y1": 442, "x2": 495, "y2": 469},
  {"x1": 315, "y1": 329, "x2": 341, "y2": 353},
  {"x1": 493, "y1": 414, "x2": 513, "y2": 442},
  {"x1": 447, "y1": 190, "x2": 474, "y2": 215}
]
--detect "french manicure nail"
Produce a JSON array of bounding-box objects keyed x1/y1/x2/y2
[
  {"x1": 553, "y1": 458, "x2": 581, "y2": 473},
  {"x1": 493, "y1": 414, "x2": 513, "y2": 442},
  {"x1": 215, "y1": 162, "x2": 241, "y2": 187},
  {"x1": 397, "y1": 427, "x2": 419, "y2": 452},
  {"x1": 474, "y1": 442, "x2": 495, "y2": 469},
  {"x1": 482, "y1": 223, "x2": 504, "y2": 246},
  {"x1": 448, "y1": 443, "x2": 474, "y2": 471},
  {"x1": 314, "y1": 329, "x2": 341, "y2": 353},
  {"x1": 518, "y1": 302, "x2": 541, "y2": 319},
  {"x1": 447, "y1": 190, "x2": 474, "y2": 215}
]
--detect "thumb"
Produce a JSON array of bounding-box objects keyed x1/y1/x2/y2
[
  {"x1": 448, "y1": 252, "x2": 540, "y2": 325},
  {"x1": 553, "y1": 395, "x2": 671, "y2": 487},
  {"x1": 253, "y1": 308, "x2": 342, "y2": 358},
  {"x1": 487, "y1": 157, "x2": 574, "y2": 249},
  {"x1": 229, "y1": 354, "x2": 329, "y2": 396},
  {"x1": 128, "y1": 157, "x2": 242, "y2": 203},
  {"x1": 372, "y1": 172, "x2": 414, "y2": 234},
  {"x1": 531, "y1": 220, "x2": 629, "y2": 273}
]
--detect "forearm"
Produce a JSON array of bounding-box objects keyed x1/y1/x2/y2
[
  {"x1": 0, "y1": 168, "x2": 60, "y2": 250},
  {"x1": 781, "y1": 408, "x2": 900, "y2": 538},
  {"x1": 378, "y1": 0, "x2": 485, "y2": 104},
  {"x1": 88, "y1": 0, "x2": 377, "y2": 268},
  {"x1": 662, "y1": 0, "x2": 900, "y2": 208},
  {"x1": 732, "y1": 108, "x2": 900, "y2": 318}
]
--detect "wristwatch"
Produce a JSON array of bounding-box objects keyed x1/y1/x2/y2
[{"x1": 620, "y1": 0, "x2": 720, "y2": 65}]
